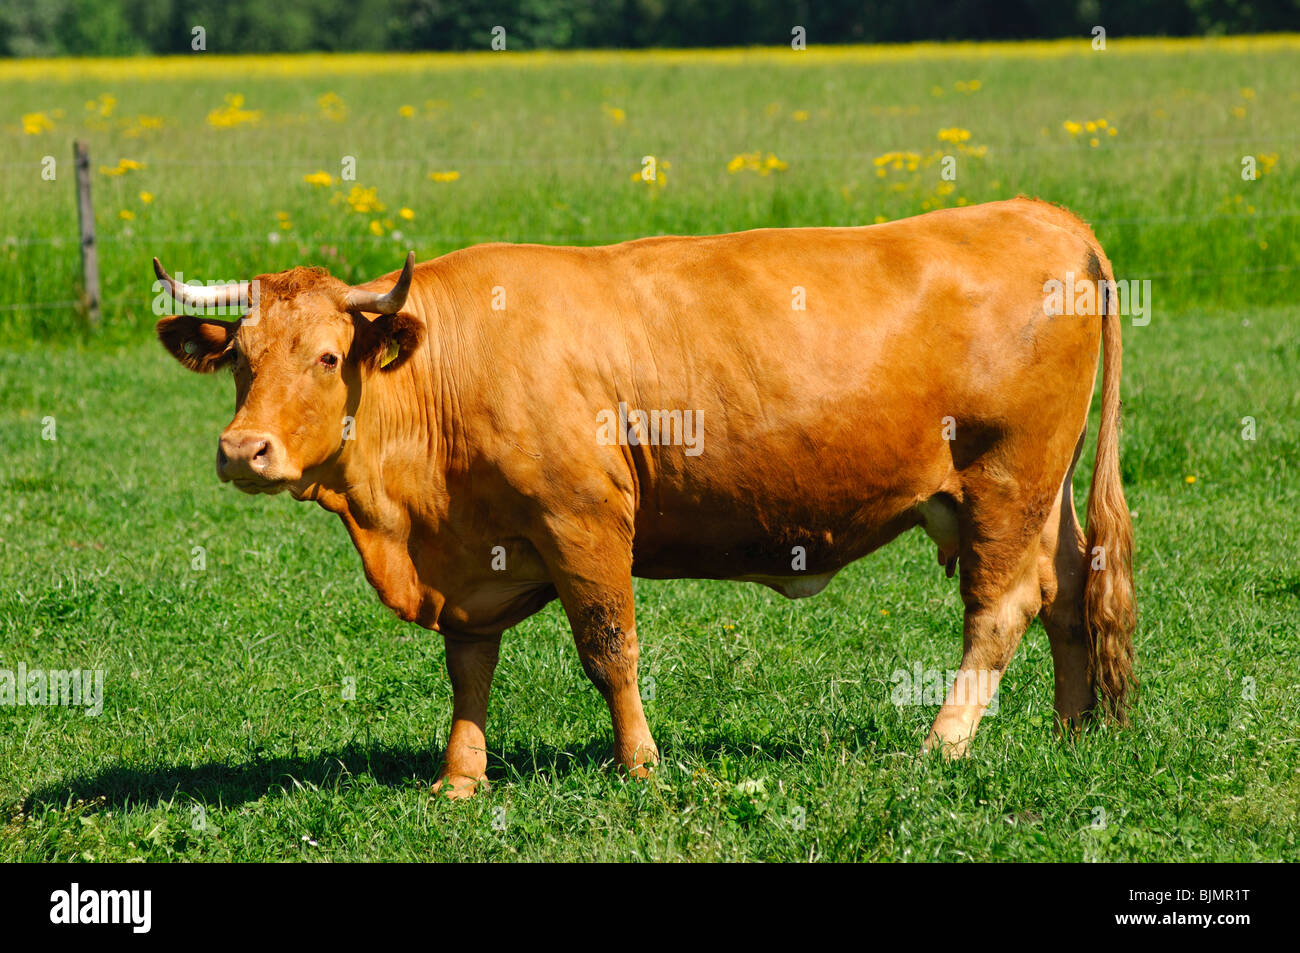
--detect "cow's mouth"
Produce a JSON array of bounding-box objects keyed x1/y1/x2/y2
[{"x1": 230, "y1": 477, "x2": 288, "y2": 495}]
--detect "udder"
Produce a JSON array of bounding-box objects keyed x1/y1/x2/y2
[
  {"x1": 916, "y1": 495, "x2": 960, "y2": 577},
  {"x1": 736, "y1": 571, "x2": 838, "y2": 600}
]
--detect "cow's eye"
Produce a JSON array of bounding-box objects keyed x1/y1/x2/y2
[{"x1": 319, "y1": 353, "x2": 339, "y2": 371}]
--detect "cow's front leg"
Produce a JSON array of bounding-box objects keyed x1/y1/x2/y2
[
  {"x1": 555, "y1": 571, "x2": 658, "y2": 777},
  {"x1": 433, "y1": 632, "x2": 500, "y2": 799}
]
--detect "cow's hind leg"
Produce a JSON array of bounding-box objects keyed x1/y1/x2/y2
[
  {"x1": 1038, "y1": 450, "x2": 1095, "y2": 730},
  {"x1": 924, "y1": 499, "x2": 1045, "y2": 757}
]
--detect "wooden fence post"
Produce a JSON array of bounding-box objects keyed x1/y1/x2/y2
[{"x1": 73, "y1": 140, "x2": 100, "y2": 325}]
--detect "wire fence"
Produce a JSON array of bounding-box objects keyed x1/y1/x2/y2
[
  {"x1": 3, "y1": 122, "x2": 1295, "y2": 166},
  {"x1": 2, "y1": 134, "x2": 1291, "y2": 317},
  {"x1": 4, "y1": 204, "x2": 1297, "y2": 249},
  {"x1": 3, "y1": 260, "x2": 1294, "y2": 315}
]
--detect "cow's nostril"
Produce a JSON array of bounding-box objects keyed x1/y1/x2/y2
[
  {"x1": 249, "y1": 441, "x2": 272, "y2": 471},
  {"x1": 217, "y1": 446, "x2": 229, "y2": 467}
]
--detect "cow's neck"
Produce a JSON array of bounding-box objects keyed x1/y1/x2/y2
[{"x1": 302, "y1": 287, "x2": 455, "y2": 538}]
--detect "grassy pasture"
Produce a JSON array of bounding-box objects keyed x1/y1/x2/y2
[{"x1": 1, "y1": 38, "x2": 1298, "y2": 861}]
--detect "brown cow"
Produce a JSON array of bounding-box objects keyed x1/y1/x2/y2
[{"x1": 154, "y1": 197, "x2": 1135, "y2": 797}]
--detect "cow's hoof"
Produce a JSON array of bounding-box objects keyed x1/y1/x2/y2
[
  {"x1": 1053, "y1": 710, "x2": 1096, "y2": 739},
  {"x1": 920, "y1": 734, "x2": 971, "y2": 760},
  {"x1": 433, "y1": 773, "x2": 486, "y2": 799},
  {"x1": 618, "y1": 743, "x2": 660, "y2": 779}
]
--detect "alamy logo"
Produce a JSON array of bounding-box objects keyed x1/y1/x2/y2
[
  {"x1": 596, "y1": 401, "x2": 704, "y2": 456},
  {"x1": 50, "y1": 883, "x2": 151, "y2": 933},
  {"x1": 0, "y1": 664, "x2": 103, "y2": 716},
  {"x1": 1042, "y1": 271, "x2": 1151, "y2": 325},
  {"x1": 890, "y1": 662, "x2": 1000, "y2": 715}
]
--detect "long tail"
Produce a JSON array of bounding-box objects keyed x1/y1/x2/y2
[{"x1": 1084, "y1": 271, "x2": 1137, "y2": 721}]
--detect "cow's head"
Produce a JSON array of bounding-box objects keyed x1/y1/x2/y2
[{"x1": 154, "y1": 252, "x2": 424, "y2": 494}]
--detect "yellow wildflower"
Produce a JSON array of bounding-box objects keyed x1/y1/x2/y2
[
  {"x1": 727, "y1": 152, "x2": 787, "y2": 175},
  {"x1": 138, "y1": 191, "x2": 154, "y2": 204},
  {"x1": 99, "y1": 158, "x2": 143, "y2": 176},
  {"x1": 873, "y1": 150, "x2": 924, "y2": 172},
  {"x1": 346, "y1": 185, "x2": 384, "y2": 213},
  {"x1": 206, "y1": 93, "x2": 262, "y2": 128},
  {"x1": 428, "y1": 171, "x2": 460, "y2": 182},
  {"x1": 764, "y1": 153, "x2": 788, "y2": 173},
  {"x1": 399, "y1": 104, "x2": 415, "y2": 118},
  {"x1": 399, "y1": 207, "x2": 415, "y2": 220},
  {"x1": 123, "y1": 114, "x2": 164, "y2": 138},
  {"x1": 84, "y1": 93, "x2": 116, "y2": 117},
  {"x1": 303, "y1": 171, "x2": 333, "y2": 187},
  {"x1": 21, "y1": 112, "x2": 54, "y2": 135},
  {"x1": 318, "y1": 92, "x2": 346, "y2": 122}
]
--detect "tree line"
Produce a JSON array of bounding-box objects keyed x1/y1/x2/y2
[{"x1": 1, "y1": 0, "x2": 1295, "y2": 56}]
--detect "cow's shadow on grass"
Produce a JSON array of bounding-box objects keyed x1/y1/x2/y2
[{"x1": 21, "y1": 734, "x2": 822, "y2": 814}]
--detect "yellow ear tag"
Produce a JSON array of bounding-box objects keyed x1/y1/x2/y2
[{"x1": 379, "y1": 338, "x2": 399, "y2": 368}]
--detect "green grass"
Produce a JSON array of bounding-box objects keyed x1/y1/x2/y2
[{"x1": 1, "y1": 40, "x2": 1298, "y2": 861}]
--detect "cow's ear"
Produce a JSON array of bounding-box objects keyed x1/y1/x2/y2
[
  {"x1": 156, "y1": 315, "x2": 237, "y2": 373},
  {"x1": 356, "y1": 311, "x2": 424, "y2": 372}
]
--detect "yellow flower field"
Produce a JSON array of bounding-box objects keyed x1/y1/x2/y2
[{"x1": 0, "y1": 34, "x2": 1295, "y2": 342}]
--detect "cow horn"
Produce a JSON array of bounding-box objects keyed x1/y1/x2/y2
[
  {"x1": 345, "y1": 251, "x2": 415, "y2": 314},
  {"x1": 153, "y1": 258, "x2": 252, "y2": 309}
]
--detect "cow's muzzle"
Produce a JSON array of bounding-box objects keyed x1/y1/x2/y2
[{"x1": 217, "y1": 430, "x2": 294, "y2": 491}]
